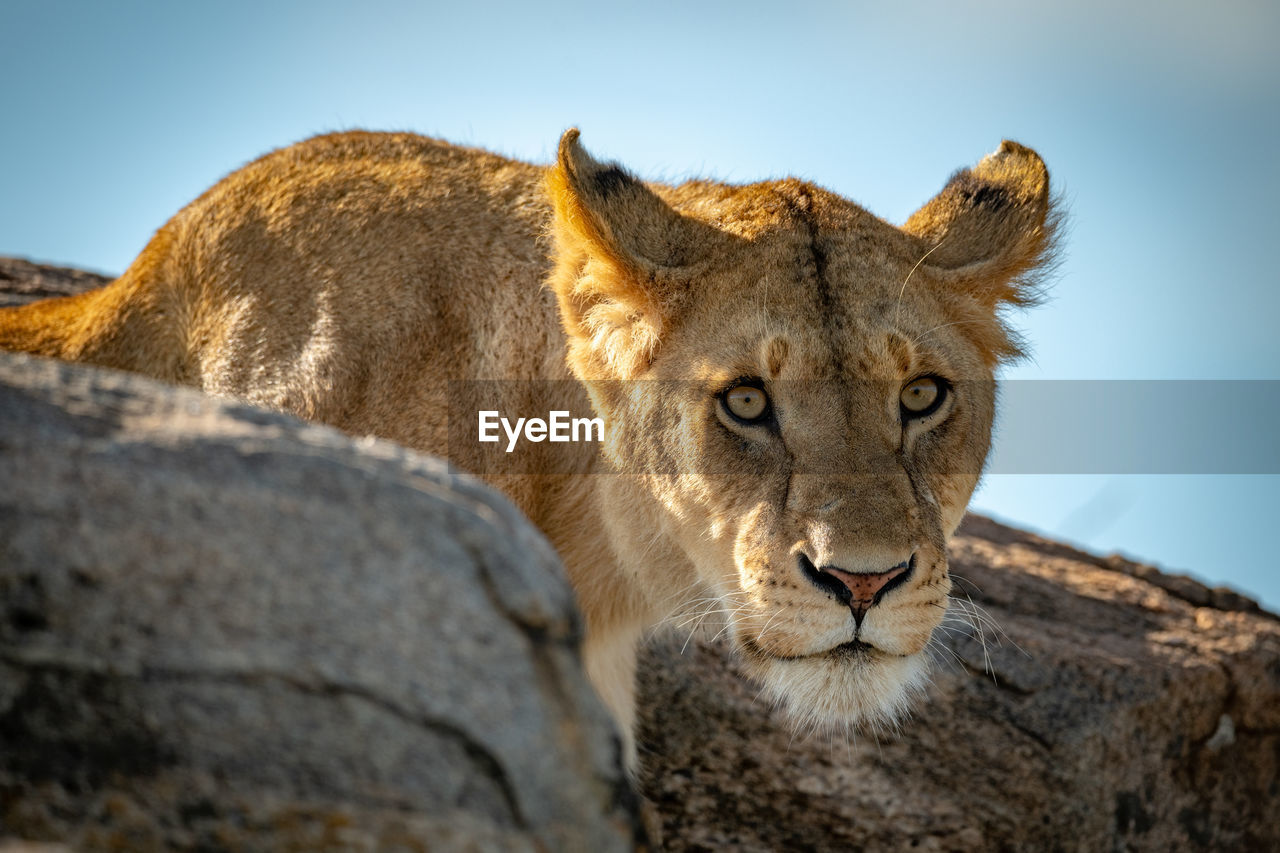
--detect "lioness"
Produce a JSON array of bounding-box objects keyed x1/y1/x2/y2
[{"x1": 0, "y1": 130, "x2": 1056, "y2": 771}]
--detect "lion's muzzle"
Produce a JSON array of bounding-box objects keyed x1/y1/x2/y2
[{"x1": 798, "y1": 552, "x2": 916, "y2": 627}]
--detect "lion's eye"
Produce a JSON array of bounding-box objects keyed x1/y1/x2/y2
[
  {"x1": 900, "y1": 376, "x2": 947, "y2": 419},
  {"x1": 723, "y1": 384, "x2": 770, "y2": 422}
]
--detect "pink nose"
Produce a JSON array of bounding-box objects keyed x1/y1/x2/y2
[{"x1": 821, "y1": 561, "x2": 912, "y2": 618}]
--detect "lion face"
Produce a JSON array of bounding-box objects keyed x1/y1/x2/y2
[{"x1": 547, "y1": 131, "x2": 1056, "y2": 732}]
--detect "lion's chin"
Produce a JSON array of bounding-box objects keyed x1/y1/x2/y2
[{"x1": 742, "y1": 642, "x2": 929, "y2": 733}]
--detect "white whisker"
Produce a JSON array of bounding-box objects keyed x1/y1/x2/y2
[{"x1": 894, "y1": 237, "x2": 947, "y2": 324}]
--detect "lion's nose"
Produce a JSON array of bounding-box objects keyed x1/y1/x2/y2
[{"x1": 799, "y1": 553, "x2": 915, "y2": 625}]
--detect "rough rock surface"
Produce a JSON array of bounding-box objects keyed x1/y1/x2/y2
[
  {"x1": 0, "y1": 351, "x2": 639, "y2": 851},
  {"x1": 3, "y1": 258, "x2": 1279, "y2": 850},
  {"x1": 638, "y1": 517, "x2": 1280, "y2": 851},
  {"x1": 0, "y1": 258, "x2": 110, "y2": 308}
]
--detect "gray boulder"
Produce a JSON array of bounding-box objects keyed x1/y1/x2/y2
[{"x1": 0, "y1": 351, "x2": 639, "y2": 851}]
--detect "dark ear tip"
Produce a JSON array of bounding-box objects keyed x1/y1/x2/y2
[
  {"x1": 997, "y1": 139, "x2": 1032, "y2": 157},
  {"x1": 978, "y1": 139, "x2": 1049, "y2": 201},
  {"x1": 557, "y1": 128, "x2": 585, "y2": 175},
  {"x1": 558, "y1": 127, "x2": 581, "y2": 154},
  {"x1": 988, "y1": 140, "x2": 1045, "y2": 171},
  {"x1": 556, "y1": 130, "x2": 636, "y2": 201}
]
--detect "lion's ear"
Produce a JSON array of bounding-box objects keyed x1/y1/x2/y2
[
  {"x1": 547, "y1": 129, "x2": 728, "y2": 379},
  {"x1": 905, "y1": 140, "x2": 1059, "y2": 307},
  {"x1": 904, "y1": 141, "x2": 1062, "y2": 363}
]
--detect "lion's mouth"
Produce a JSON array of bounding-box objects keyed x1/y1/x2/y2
[
  {"x1": 742, "y1": 636, "x2": 902, "y2": 663},
  {"x1": 829, "y1": 639, "x2": 881, "y2": 658}
]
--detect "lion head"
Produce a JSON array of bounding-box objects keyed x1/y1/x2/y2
[{"x1": 547, "y1": 130, "x2": 1057, "y2": 733}]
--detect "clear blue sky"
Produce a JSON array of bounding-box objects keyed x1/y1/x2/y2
[{"x1": 4, "y1": 1, "x2": 1278, "y2": 609}]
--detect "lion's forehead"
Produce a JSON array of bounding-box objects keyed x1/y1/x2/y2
[
  {"x1": 688, "y1": 297, "x2": 939, "y2": 386},
  {"x1": 685, "y1": 236, "x2": 962, "y2": 382}
]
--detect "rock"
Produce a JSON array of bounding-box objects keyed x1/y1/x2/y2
[
  {"x1": 637, "y1": 516, "x2": 1280, "y2": 851},
  {"x1": 0, "y1": 258, "x2": 111, "y2": 308},
  {"x1": 0, "y1": 351, "x2": 640, "y2": 852}
]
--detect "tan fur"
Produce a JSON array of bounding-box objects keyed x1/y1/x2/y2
[{"x1": 0, "y1": 129, "x2": 1058, "y2": 771}]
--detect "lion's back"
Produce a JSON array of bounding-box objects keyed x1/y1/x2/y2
[{"x1": 134, "y1": 131, "x2": 563, "y2": 445}]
